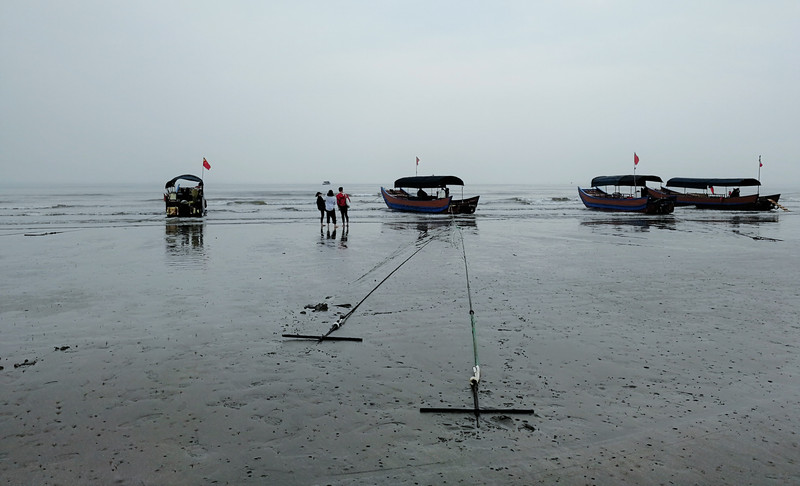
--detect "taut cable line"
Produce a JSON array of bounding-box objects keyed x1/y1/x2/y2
[
  {"x1": 283, "y1": 235, "x2": 436, "y2": 343},
  {"x1": 420, "y1": 220, "x2": 534, "y2": 426}
]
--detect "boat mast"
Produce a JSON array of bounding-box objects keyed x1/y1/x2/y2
[
  {"x1": 757, "y1": 155, "x2": 762, "y2": 196},
  {"x1": 758, "y1": 154, "x2": 762, "y2": 179}
]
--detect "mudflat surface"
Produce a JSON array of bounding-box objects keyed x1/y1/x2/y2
[{"x1": 2, "y1": 211, "x2": 798, "y2": 485}]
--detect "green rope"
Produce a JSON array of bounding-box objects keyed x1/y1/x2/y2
[
  {"x1": 470, "y1": 310, "x2": 480, "y2": 371},
  {"x1": 454, "y1": 221, "x2": 480, "y2": 383}
]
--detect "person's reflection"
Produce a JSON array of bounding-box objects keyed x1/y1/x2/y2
[
  {"x1": 416, "y1": 223, "x2": 429, "y2": 240},
  {"x1": 339, "y1": 226, "x2": 348, "y2": 248}
]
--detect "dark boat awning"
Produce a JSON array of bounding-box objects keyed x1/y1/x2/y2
[
  {"x1": 591, "y1": 175, "x2": 663, "y2": 187},
  {"x1": 666, "y1": 177, "x2": 761, "y2": 189},
  {"x1": 394, "y1": 175, "x2": 465, "y2": 188},
  {"x1": 165, "y1": 174, "x2": 204, "y2": 189}
]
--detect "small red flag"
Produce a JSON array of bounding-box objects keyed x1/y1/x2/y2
[
  {"x1": 203, "y1": 158, "x2": 211, "y2": 170},
  {"x1": 633, "y1": 152, "x2": 639, "y2": 166},
  {"x1": 709, "y1": 186, "x2": 715, "y2": 194},
  {"x1": 416, "y1": 156, "x2": 420, "y2": 166},
  {"x1": 759, "y1": 156, "x2": 763, "y2": 168}
]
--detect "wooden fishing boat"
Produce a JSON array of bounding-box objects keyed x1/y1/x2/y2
[
  {"x1": 164, "y1": 174, "x2": 206, "y2": 217},
  {"x1": 578, "y1": 175, "x2": 675, "y2": 214},
  {"x1": 381, "y1": 175, "x2": 480, "y2": 214},
  {"x1": 649, "y1": 177, "x2": 780, "y2": 211}
]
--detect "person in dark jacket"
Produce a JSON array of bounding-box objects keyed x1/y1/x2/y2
[{"x1": 315, "y1": 192, "x2": 326, "y2": 225}]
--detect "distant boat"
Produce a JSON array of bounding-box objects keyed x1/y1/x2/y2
[
  {"x1": 381, "y1": 175, "x2": 479, "y2": 214},
  {"x1": 578, "y1": 175, "x2": 674, "y2": 214},
  {"x1": 322, "y1": 180, "x2": 331, "y2": 185},
  {"x1": 649, "y1": 177, "x2": 780, "y2": 211},
  {"x1": 164, "y1": 174, "x2": 206, "y2": 217}
]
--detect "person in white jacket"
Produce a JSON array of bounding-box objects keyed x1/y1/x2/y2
[{"x1": 324, "y1": 190, "x2": 337, "y2": 227}]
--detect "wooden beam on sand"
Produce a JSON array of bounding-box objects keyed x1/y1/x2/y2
[
  {"x1": 282, "y1": 334, "x2": 363, "y2": 342},
  {"x1": 768, "y1": 199, "x2": 789, "y2": 211},
  {"x1": 420, "y1": 407, "x2": 535, "y2": 414}
]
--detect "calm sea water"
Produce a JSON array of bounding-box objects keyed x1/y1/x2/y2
[{"x1": 1, "y1": 183, "x2": 798, "y2": 239}]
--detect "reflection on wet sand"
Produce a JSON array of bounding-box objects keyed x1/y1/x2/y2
[
  {"x1": 720, "y1": 214, "x2": 783, "y2": 240},
  {"x1": 165, "y1": 222, "x2": 205, "y2": 265},
  {"x1": 692, "y1": 213, "x2": 780, "y2": 226},
  {"x1": 382, "y1": 216, "x2": 478, "y2": 234},
  {"x1": 580, "y1": 216, "x2": 676, "y2": 232},
  {"x1": 580, "y1": 211, "x2": 783, "y2": 238},
  {"x1": 319, "y1": 224, "x2": 350, "y2": 248}
]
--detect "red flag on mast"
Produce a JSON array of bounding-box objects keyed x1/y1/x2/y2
[
  {"x1": 203, "y1": 158, "x2": 211, "y2": 170},
  {"x1": 416, "y1": 156, "x2": 420, "y2": 166},
  {"x1": 759, "y1": 156, "x2": 763, "y2": 168},
  {"x1": 634, "y1": 152, "x2": 639, "y2": 166}
]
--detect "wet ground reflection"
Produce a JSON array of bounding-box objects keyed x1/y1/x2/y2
[{"x1": 165, "y1": 221, "x2": 206, "y2": 266}]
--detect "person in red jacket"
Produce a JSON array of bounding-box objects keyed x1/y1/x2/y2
[{"x1": 336, "y1": 187, "x2": 351, "y2": 226}]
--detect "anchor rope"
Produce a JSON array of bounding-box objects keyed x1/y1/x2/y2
[
  {"x1": 354, "y1": 235, "x2": 425, "y2": 283},
  {"x1": 450, "y1": 218, "x2": 482, "y2": 423},
  {"x1": 417, "y1": 217, "x2": 535, "y2": 424},
  {"x1": 458, "y1": 227, "x2": 480, "y2": 375},
  {"x1": 322, "y1": 234, "x2": 436, "y2": 339},
  {"x1": 451, "y1": 219, "x2": 481, "y2": 417}
]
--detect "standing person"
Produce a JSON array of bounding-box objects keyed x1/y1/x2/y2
[
  {"x1": 325, "y1": 189, "x2": 337, "y2": 227},
  {"x1": 315, "y1": 192, "x2": 326, "y2": 225},
  {"x1": 336, "y1": 186, "x2": 351, "y2": 225}
]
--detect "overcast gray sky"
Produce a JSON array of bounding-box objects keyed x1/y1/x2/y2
[{"x1": 1, "y1": 1, "x2": 798, "y2": 186}]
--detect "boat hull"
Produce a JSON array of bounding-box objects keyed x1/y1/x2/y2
[
  {"x1": 448, "y1": 195, "x2": 480, "y2": 214},
  {"x1": 578, "y1": 187, "x2": 674, "y2": 214},
  {"x1": 650, "y1": 187, "x2": 780, "y2": 211},
  {"x1": 165, "y1": 195, "x2": 206, "y2": 217},
  {"x1": 381, "y1": 187, "x2": 479, "y2": 214}
]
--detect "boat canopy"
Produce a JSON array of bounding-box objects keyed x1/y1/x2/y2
[
  {"x1": 165, "y1": 174, "x2": 204, "y2": 189},
  {"x1": 591, "y1": 175, "x2": 663, "y2": 187},
  {"x1": 666, "y1": 177, "x2": 761, "y2": 189},
  {"x1": 394, "y1": 176, "x2": 465, "y2": 188}
]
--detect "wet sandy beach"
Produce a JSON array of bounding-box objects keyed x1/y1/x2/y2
[{"x1": 1, "y1": 208, "x2": 799, "y2": 484}]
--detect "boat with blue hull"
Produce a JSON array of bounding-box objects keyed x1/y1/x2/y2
[
  {"x1": 381, "y1": 175, "x2": 479, "y2": 214},
  {"x1": 578, "y1": 175, "x2": 674, "y2": 214}
]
